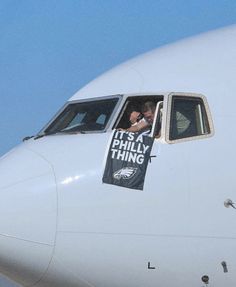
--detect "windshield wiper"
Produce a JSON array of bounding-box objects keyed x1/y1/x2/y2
[
  {"x1": 34, "y1": 130, "x2": 86, "y2": 140},
  {"x1": 34, "y1": 134, "x2": 46, "y2": 140},
  {"x1": 34, "y1": 132, "x2": 58, "y2": 140},
  {"x1": 23, "y1": 136, "x2": 34, "y2": 142}
]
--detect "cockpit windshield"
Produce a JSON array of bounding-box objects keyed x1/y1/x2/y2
[{"x1": 43, "y1": 98, "x2": 119, "y2": 135}]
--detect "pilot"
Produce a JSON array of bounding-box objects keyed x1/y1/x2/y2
[{"x1": 126, "y1": 101, "x2": 156, "y2": 132}]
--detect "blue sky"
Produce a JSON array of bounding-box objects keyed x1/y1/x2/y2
[
  {"x1": 0, "y1": 1, "x2": 236, "y2": 286},
  {"x1": 1, "y1": 1, "x2": 236, "y2": 157}
]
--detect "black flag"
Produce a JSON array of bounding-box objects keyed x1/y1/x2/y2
[{"x1": 102, "y1": 130, "x2": 154, "y2": 190}]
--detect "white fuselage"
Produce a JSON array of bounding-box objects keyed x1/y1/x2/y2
[{"x1": 0, "y1": 25, "x2": 236, "y2": 287}]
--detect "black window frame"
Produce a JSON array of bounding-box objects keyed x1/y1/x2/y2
[{"x1": 37, "y1": 95, "x2": 122, "y2": 136}]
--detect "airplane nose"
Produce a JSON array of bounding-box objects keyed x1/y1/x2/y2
[{"x1": 0, "y1": 146, "x2": 57, "y2": 286}]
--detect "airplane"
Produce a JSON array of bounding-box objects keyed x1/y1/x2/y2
[{"x1": 0, "y1": 24, "x2": 236, "y2": 287}]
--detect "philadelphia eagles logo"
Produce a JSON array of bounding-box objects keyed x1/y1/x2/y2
[{"x1": 113, "y1": 167, "x2": 138, "y2": 180}]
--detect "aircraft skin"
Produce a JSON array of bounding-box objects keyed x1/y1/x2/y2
[{"x1": 0, "y1": 25, "x2": 236, "y2": 287}]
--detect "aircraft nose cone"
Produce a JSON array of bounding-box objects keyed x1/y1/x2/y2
[{"x1": 0, "y1": 146, "x2": 57, "y2": 286}]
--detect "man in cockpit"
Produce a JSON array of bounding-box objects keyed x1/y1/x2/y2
[{"x1": 126, "y1": 101, "x2": 156, "y2": 133}]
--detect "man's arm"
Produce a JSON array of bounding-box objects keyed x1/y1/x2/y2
[{"x1": 126, "y1": 120, "x2": 149, "y2": 132}]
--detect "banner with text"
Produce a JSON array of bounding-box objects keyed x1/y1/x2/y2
[{"x1": 102, "y1": 130, "x2": 154, "y2": 190}]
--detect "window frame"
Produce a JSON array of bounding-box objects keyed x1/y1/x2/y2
[
  {"x1": 165, "y1": 92, "x2": 214, "y2": 144},
  {"x1": 150, "y1": 100, "x2": 164, "y2": 138}
]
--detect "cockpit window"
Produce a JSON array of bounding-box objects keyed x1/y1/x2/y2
[
  {"x1": 114, "y1": 95, "x2": 164, "y2": 135},
  {"x1": 44, "y1": 98, "x2": 119, "y2": 135},
  {"x1": 169, "y1": 96, "x2": 211, "y2": 141}
]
